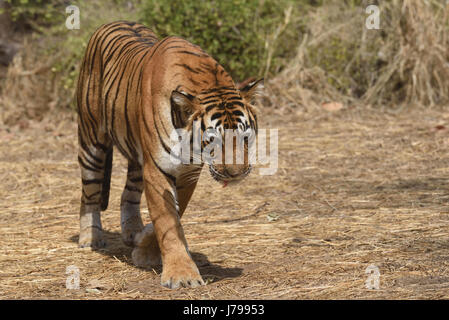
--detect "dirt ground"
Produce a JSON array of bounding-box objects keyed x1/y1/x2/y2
[{"x1": 1, "y1": 105, "x2": 449, "y2": 299}]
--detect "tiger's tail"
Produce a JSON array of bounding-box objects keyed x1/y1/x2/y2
[{"x1": 101, "y1": 148, "x2": 113, "y2": 211}]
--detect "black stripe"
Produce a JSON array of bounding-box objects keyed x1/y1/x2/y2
[
  {"x1": 94, "y1": 142, "x2": 109, "y2": 153},
  {"x1": 78, "y1": 156, "x2": 102, "y2": 172},
  {"x1": 129, "y1": 176, "x2": 143, "y2": 183},
  {"x1": 125, "y1": 184, "x2": 142, "y2": 193},
  {"x1": 82, "y1": 178, "x2": 103, "y2": 185},
  {"x1": 205, "y1": 104, "x2": 218, "y2": 112},
  {"x1": 188, "y1": 77, "x2": 200, "y2": 86},
  {"x1": 226, "y1": 96, "x2": 243, "y2": 101},
  {"x1": 201, "y1": 92, "x2": 239, "y2": 101},
  {"x1": 232, "y1": 110, "x2": 244, "y2": 117},
  {"x1": 124, "y1": 199, "x2": 141, "y2": 205},
  {"x1": 200, "y1": 86, "x2": 236, "y2": 95},
  {"x1": 81, "y1": 153, "x2": 104, "y2": 170},
  {"x1": 173, "y1": 50, "x2": 207, "y2": 58},
  {"x1": 175, "y1": 63, "x2": 200, "y2": 74},
  {"x1": 162, "y1": 45, "x2": 184, "y2": 52},
  {"x1": 82, "y1": 190, "x2": 101, "y2": 200},
  {"x1": 211, "y1": 112, "x2": 223, "y2": 121},
  {"x1": 79, "y1": 138, "x2": 103, "y2": 164},
  {"x1": 201, "y1": 119, "x2": 206, "y2": 131},
  {"x1": 230, "y1": 101, "x2": 244, "y2": 108}
]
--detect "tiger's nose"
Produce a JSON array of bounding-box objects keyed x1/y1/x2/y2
[
  {"x1": 224, "y1": 166, "x2": 244, "y2": 178},
  {"x1": 226, "y1": 170, "x2": 239, "y2": 178}
]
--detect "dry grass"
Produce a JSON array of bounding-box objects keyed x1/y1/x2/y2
[
  {"x1": 363, "y1": 0, "x2": 449, "y2": 106},
  {"x1": 266, "y1": 0, "x2": 449, "y2": 112},
  {"x1": 1, "y1": 105, "x2": 449, "y2": 299},
  {"x1": 0, "y1": 38, "x2": 66, "y2": 125}
]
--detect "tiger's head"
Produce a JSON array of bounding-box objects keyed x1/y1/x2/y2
[{"x1": 170, "y1": 78, "x2": 264, "y2": 186}]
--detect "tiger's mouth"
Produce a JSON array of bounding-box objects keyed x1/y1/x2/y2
[{"x1": 208, "y1": 165, "x2": 252, "y2": 188}]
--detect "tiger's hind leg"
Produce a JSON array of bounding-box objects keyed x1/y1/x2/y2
[
  {"x1": 129, "y1": 163, "x2": 161, "y2": 267},
  {"x1": 120, "y1": 162, "x2": 145, "y2": 246},
  {"x1": 78, "y1": 129, "x2": 112, "y2": 249}
]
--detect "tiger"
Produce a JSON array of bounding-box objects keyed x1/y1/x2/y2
[{"x1": 76, "y1": 21, "x2": 263, "y2": 289}]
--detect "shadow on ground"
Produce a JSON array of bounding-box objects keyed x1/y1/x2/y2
[{"x1": 69, "y1": 230, "x2": 243, "y2": 283}]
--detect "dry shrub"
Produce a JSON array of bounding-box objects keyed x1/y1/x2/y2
[
  {"x1": 365, "y1": 0, "x2": 449, "y2": 107},
  {"x1": 0, "y1": 38, "x2": 69, "y2": 125},
  {"x1": 266, "y1": 0, "x2": 449, "y2": 112}
]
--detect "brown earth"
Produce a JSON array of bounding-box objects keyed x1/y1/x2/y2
[{"x1": 1, "y1": 106, "x2": 449, "y2": 299}]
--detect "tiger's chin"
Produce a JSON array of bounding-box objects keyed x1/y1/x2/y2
[{"x1": 208, "y1": 165, "x2": 252, "y2": 188}]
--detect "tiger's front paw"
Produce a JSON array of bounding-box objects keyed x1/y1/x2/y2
[{"x1": 161, "y1": 258, "x2": 205, "y2": 289}]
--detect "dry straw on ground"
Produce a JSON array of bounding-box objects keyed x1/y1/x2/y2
[{"x1": 1, "y1": 106, "x2": 449, "y2": 299}]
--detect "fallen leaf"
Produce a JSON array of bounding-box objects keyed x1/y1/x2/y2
[
  {"x1": 430, "y1": 124, "x2": 448, "y2": 133},
  {"x1": 322, "y1": 102, "x2": 344, "y2": 112}
]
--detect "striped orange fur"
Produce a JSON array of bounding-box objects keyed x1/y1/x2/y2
[{"x1": 76, "y1": 21, "x2": 263, "y2": 288}]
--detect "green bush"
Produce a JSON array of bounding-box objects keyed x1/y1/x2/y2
[
  {"x1": 140, "y1": 0, "x2": 314, "y2": 81},
  {"x1": 1, "y1": 0, "x2": 65, "y2": 29}
]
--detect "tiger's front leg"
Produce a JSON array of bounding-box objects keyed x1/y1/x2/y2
[
  {"x1": 131, "y1": 171, "x2": 200, "y2": 268},
  {"x1": 131, "y1": 188, "x2": 199, "y2": 268},
  {"x1": 132, "y1": 162, "x2": 204, "y2": 289}
]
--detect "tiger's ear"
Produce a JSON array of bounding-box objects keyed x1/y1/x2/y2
[
  {"x1": 171, "y1": 90, "x2": 196, "y2": 128},
  {"x1": 239, "y1": 78, "x2": 264, "y2": 103}
]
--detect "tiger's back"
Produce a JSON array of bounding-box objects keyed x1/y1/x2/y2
[{"x1": 77, "y1": 21, "x2": 158, "y2": 164}]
